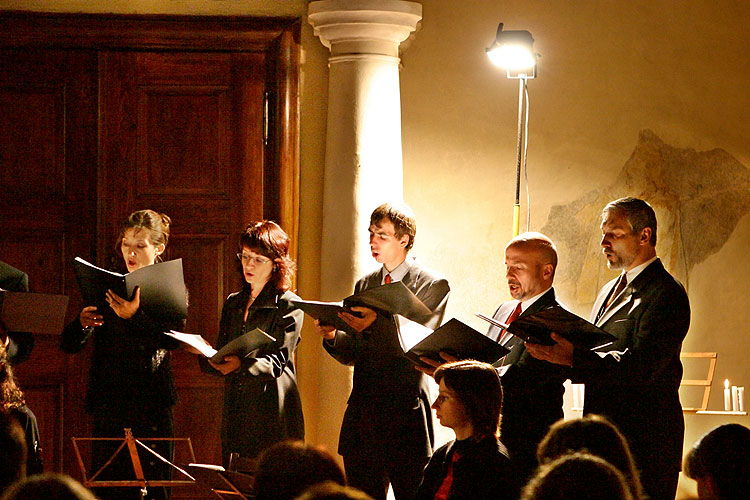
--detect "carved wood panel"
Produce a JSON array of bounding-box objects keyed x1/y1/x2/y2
[{"x1": 0, "y1": 13, "x2": 300, "y2": 499}]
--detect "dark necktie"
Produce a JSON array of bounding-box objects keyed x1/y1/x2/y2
[
  {"x1": 500, "y1": 302, "x2": 524, "y2": 367},
  {"x1": 384, "y1": 273, "x2": 392, "y2": 284},
  {"x1": 596, "y1": 273, "x2": 627, "y2": 323}
]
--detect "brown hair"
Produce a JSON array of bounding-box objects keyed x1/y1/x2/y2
[
  {"x1": 521, "y1": 452, "x2": 633, "y2": 500},
  {"x1": 252, "y1": 440, "x2": 346, "y2": 500},
  {"x1": 240, "y1": 220, "x2": 295, "y2": 292},
  {"x1": 433, "y1": 360, "x2": 503, "y2": 439},
  {"x1": 370, "y1": 203, "x2": 417, "y2": 251},
  {"x1": 0, "y1": 345, "x2": 25, "y2": 412},
  {"x1": 1, "y1": 473, "x2": 99, "y2": 500},
  {"x1": 537, "y1": 415, "x2": 644, "y2": 500},
  {"x1": 116, "y1": 209, "x2": 172, "y2": 262}
]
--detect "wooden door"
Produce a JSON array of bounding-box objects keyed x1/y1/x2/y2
[
  {"x1": 0, "y1": 47, "x2": 99, "y2": 475},
  {"x1": 98, "y1": 48, "x2": 268, "y2": 486},
  {"x1": 0, "y1": 13, "x2": 300, "y2": 499}
]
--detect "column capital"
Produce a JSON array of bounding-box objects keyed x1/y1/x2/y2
[{"x1": 308, "y1": 0, "x2": 422, "y2": 58}]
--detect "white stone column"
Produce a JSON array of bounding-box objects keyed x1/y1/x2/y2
[
  {"x1": 309, "y1": 0, "x2": 422, "y2": 292},
  {"x1": 307, "y1": 0, "x2": 422, "y2": 454}
]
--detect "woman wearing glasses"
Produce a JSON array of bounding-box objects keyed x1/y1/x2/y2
[{"x1": 201, "y1": 221, "x2": 304, "y2": 464}]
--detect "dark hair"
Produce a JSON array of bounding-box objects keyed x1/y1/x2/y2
[
  {"x1": 521, "y1": 452, "x2": 633, "y2": 500},
  {"x1": 0, "y1": 410, "x2": 26, "y2": 493},
  {"x1": 433, "y1": 360, "x2": 503, "y2": 439},
  {"x1": 370, "y1": 203, "x2": 417, "y2": 251},
  {"x1": 239, "y1": 220, "x2": 296, "y2": 292},
  {"x1": 295, "y1": 481, "x2": 374, "y2": 500},
  {"x1": 253, "y1": 440, "x2": 346, "y2": 500},
  {"x1": 602, "y1": 197, "x2": 657, "y2": 246},
  {"x1": 0, "y1": 345, "x2": 25, "y2": 411},
  {"x1": 116, "y1": 209, "x2": 172, "y2": 262},
  {"x1": 537, "y1": 415, "x2": 643, "y2": 500},
  {"x1": 0, "y1": 473, "x2": 98, "y2": 500},
  {"x1": 684, "y1": 423, "x2": 750, "y2": 500}
]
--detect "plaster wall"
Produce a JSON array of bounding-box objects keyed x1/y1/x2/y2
[
  {"x1": 3, "y1": 1, "x2": 749, "y2": 498},
  {"x1": 400, "y1": 2, "x2": 750, "y2": 498}
]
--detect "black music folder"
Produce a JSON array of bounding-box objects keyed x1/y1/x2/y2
[
  {"x1": 73, "y1": 257, "x2": 187, "y2": 320},
  {"x1": 397, "y1": 317, "x2": 510, "y2": 366},
  {"x1": 164, "y1": 328, "x2": 274, "y2": 363},
  {"x1": 0, "y1": 290, "x2": 69, "y2": 334},
  {"x1": 292, "y1": 281, "x2": 433, "y2": 331},
  {"x1": 476, "y1": 304, "x2": 616, "y2": 349}
]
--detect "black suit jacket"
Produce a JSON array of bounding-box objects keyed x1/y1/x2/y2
[
  {"x1": 0, "y1": 260, "x2": 34, "y2": 364},
  {"x1": 489, "y1": 288, "x2": 569, "y2": 479},
  {"x1": 573, "y1": 259, "x2": 690, "y2": 476},
  {"x1": 324, "y1": 258, "x2": 450, "y2": 459}
]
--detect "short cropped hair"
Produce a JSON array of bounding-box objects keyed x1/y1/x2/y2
[
  {"x1": 506, "y1": 232, "x2": 558, "y2": 270},
  {"x1": 684, "y1": 423, "x2": 750, "y2": 500},
  {"x1": 521, "y1": 452, "x2": 633, "y2": 500},
  {"x1": 240, "y1": 220, "x2": 296, "y2": 292},
  {"x1": 602, "y1": 197, "x2": 657, "y2": 246},
  {"x1": 370, "y1": 203, "x2": 417, "y2": 251},
  {"x1": 433, "y1": 360, "x2": 503, "y2": 439}
]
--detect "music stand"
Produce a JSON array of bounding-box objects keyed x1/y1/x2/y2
[
  {"x1": 187, "y1": 463, "x2": 254, "y2": 500},
  {"x1": 72, "y1": 428, "x2": 196, "y2": 499}
]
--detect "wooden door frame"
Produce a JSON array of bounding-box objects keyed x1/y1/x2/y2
[{"x1": 0, "y1": 10, "x2": 301, "y2": 261}]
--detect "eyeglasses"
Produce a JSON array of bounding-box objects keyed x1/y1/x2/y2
[{"x1": 236, "y1": 253, "x2": 271, "y2": 266}]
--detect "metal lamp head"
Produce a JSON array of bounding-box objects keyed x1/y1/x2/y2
[{"x1": 486, "y1": 23, "x2": 537, "y2": 78}]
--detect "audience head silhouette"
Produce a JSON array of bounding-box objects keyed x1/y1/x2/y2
[
  {"x1": 521, "y1": 452, "x2": 633, "y2": 500},
  {"x1": 253, "y1": 440, "x2": 346, "y2": 500},
  {"x1": 0, "y1": 411, "x2": 26, "y2": 494},
  {"x1": 0, "y1": 473, "x2": 98, "y2": 500},
  {"x1": 294, "y1": 481, "x2": 374, "y2": 500},
  {"x1": 684, "y1": 423, "x2": 750, "y2": 500},
  {"x1": 536, "y1": 414, "x2": 643, "y2": 499}
]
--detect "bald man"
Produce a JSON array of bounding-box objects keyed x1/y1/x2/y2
[{"x1": 485, "y1": 232, "x2": 570, "y2": 482}]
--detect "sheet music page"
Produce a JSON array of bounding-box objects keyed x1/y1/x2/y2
[{"x1": 395, "y1": 314, "x2": 432, "y2": 353}]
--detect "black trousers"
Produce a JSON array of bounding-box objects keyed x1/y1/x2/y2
[{"x1": 344, "y1": 452, "x2": 429, "y2": 500}]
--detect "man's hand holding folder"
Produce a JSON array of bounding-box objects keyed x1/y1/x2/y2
[{"x1": 296, "y1": 281, "x2": 429, "y2": 335}]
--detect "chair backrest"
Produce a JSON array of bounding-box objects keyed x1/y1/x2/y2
[{"x1": 680, "y1": 352, "x2": 717, "y2": 412}]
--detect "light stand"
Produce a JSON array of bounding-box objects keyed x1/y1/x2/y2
[{"x1": 487, "y1": 23, "x2": 538, "y2": 237}]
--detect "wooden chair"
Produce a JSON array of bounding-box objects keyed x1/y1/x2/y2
[{"x1": 679, "y1": 352, "x2": 717, "y2": 412}]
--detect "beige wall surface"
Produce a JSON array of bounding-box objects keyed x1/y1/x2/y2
[
  {"x1": 399, "y1": 1, "x2": 749, "y2": 498},
  {"x1": 4, "y1": 1, "x2": 750, "y2": 498}
]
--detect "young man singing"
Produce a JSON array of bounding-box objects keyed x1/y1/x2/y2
[{"x1": 315, "y1": 203, "x2": 450, "y2": 500}]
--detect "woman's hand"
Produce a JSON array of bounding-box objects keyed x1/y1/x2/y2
[
  {"x1": 106, "y1": 287, "x2": 141, "y2": 320},
  {"x1": 208, "y1": 355, "x2": 241, "y2": 375},
  {"x1": 80, "y1": 306, "x2": 104, "y2": 328}
]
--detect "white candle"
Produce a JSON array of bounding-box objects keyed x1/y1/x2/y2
[
  {"x1": 724, "y1": 379, "x2": 731, "y2": 411},
  {"x1": 732, "y1": 386, "x2": 739, "y2": 412},
  {"x1": 739, "y1": 387, "x2": 745, "y2": 412},
  {"x1": 572, "y1": 384, "x2": 580, "y2": 409}
]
